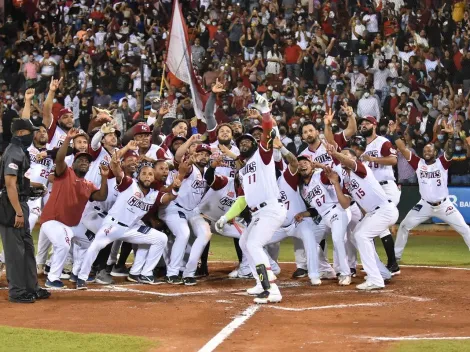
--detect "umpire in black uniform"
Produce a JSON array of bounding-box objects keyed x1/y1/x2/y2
[{"x1": 0, "y1": 118, "x2": 50, "y2": 303}]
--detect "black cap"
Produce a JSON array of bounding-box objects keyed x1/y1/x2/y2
[
  {"x1": 11, "y1": 118, "x2": 39, "y2": 134},
  {"x1": 74, "y1": 152, "x2": 93, "y2": 162}
]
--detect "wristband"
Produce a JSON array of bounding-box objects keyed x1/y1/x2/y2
[
  {"x1": 280, "y1": 146, "x2": 289, "y2": 156},
  {"x1": 151, "y1": 108, "x2": 158, "y2": 114},
  {"x1": 172, "y1": 189, "x2": 179, "y2": 196}
]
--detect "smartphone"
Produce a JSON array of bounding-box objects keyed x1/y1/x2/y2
[{"x1": 458, "y1": 89, "x2": 463, "y2": 95}]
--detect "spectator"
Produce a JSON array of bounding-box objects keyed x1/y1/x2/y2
[{"x1": 450, "y1": 138, "x2": 470, "y2": 184}]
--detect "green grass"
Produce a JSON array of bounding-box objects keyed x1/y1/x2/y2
[
  {"x1": 0, "y1": 326, "x2": 157, "y2": 352},
  {"x1": 388, "y1": 340, "x2": 470, "y2": 352}
]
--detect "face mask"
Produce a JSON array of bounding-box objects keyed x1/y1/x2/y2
[
  {"x1": 164, "y1": 92, "x2": 168, "y2": 98},
  {"x1": 223, "y1": 105, "x2": 229, "y2": 110},
  {"x1": 353, "y1": 69, "x2": 358, "y2": 74},
  {"x1": 398, "y1": 83, "x2": 403, "y2": 88},
  {"x1": 96, "y1": 6, "x2": 101, "y2": 11},
  {"x1": 331, "y1": 75, "x2": 337, "y2": 80},
  {"x1": 64, "y1": 59, "x2": 70, "y2": 63},
  {"x1": 81, "y1": 0, "x2": 86, "y2": 4},
  {"x1": 292, "y1": 123, "x2": 298, "y2": 129},
  {"x1": 177, "y1": 114, "x2": 183, "y2": 119},
  {"x1": 275, "y1": 116, "x2": 282, "y2": 121},
  {"x1": 212, "y1": 22, "x2": 217, "y2": 25},
  {"x1": 53, "y1": 98, "x2": 57, "y2": 103},
  {"x1": 390, "y1": 92, "x2": 396, "y2": 97},
  {"x1": 294, "y1": 135, "x2": 301, "y2": 143},
  {"x1": 363, "y1": 92, "x2": 370, "y2": 98},
  {"x1": 16, "y1": 133, "x2": 34, "y2": 150},
  {"x1": 257, "y1": 54, "x2": 262, "y2": 58},
  {"x1": 455, "y1": 146, "x2": 462, "y2": 152},
  {"x1": 217, "y1": 30, "x2": 222, "y2": 33},
  {"x1": 316, "y1": 118, "x2": 322, "y2": 124},
  {"x1": 437, "y1": 134, "x2": 444, "y2": 141},
  {"x1": 300, "y1": 117, "x2": 306, "y2": 123},
  {"x1": 280, "y1": 96, "x2": 285, "y2": 101}
]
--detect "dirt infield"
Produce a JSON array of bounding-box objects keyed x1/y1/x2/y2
[{"x1": 1, "y1": 262, "x2": 470, "y2": 352}]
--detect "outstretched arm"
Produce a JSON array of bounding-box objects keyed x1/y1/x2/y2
[{"x1": 43, "y1": 77, "x2": 63, "y2": 128}]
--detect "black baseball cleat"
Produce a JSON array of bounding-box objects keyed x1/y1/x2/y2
[
  {"x1": 183, "y1": 277, "x2": 197, "y2": 286},
  {"x1": 127, "y1": 274, "x2": 140, "y2": 283},
  {"x1": 33, "y1": 288, "x2": 51, "y2": 300},
  {"x1": 9, "y1": 293, "x2": 36, "y2": 303},
  {"x1": 153, "y1": 266, "x2": 166, "y2": 278},
  {"x1": 292, "y1": 268, "x2": 308, "y2": 279},
  {"x1": 350, "y1": 268, "x2": 357, "y2": 278},
  {"x1": 387, "y1": 263, "x2": 401, "y2": 276},
  {"x1": 195, "y1": 264, "x2": 209, "y2": 278},
  {"x1": 165, "y1": 275, "x2": 183, "y2": 285}
]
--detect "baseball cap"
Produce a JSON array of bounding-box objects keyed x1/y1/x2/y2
[
  {"x1": 357, "y1": 115, "x2": 377, "y2": 126},
  {"x1": 58, "y1": 108, "x2": 73, "y2": 119},
  {"x1": 171, "y1": 119, "x2": 190, "y2": 129},
  {"x1": 236, "y1": 134, "x2": 258, "y2": 148},
  {"x1": 249, "y1": 125, "x2": 263, "y2": 134},
  {"x1": 11, "y1": 118, "x2": 40, "y2": 134},
  {"x1": 122, "y1": 150, "x2": 139, "y2": 160},
  {"x1": 196, "y1": 144, "x2": 212, "y2": 154},
  {"x1": 171, "y1": 135, "x2": 187, "y2": 144},
  {"x1": 74, "y1": 152, "x2": 93, "y2": 162},
  {"x1": 297, "y1": 155, "x2": 311, "y2": 162},
  {"x1": 73, "y1": 129, "x2": 90, "y2": 141},
  {"x1": 132, "y1": 122, "x2": 152, "y2": 136}
]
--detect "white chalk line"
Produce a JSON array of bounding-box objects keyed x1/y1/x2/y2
[
  {"x1": 265, "y1": 302, "x2": 388, "y2": 312},
  {"x1": 197, "y1": 305, "x2": 260, "y2": 352},
  {"x1": 363, "y1": 336, "x2": 470, "y2": 341}
]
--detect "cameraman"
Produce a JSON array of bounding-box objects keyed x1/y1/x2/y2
[{"x1": 0, "y1": 119, "x2": 50, "y2": 303}]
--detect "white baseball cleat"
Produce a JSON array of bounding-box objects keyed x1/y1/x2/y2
[
  {"x1": 319, "y1": 270, "x2": 337, "y2": 280},
  {"x1": 253, "y1": 284, "x2": 282, "y2": 304},
  {"x1": 228, "y1": 268, "x2": 239, "y2": 279},
  {"x1": 356, "y1": 281, "x2": 384, "y2": 291},
  {"x1": 310, "y1": 277, "x2": 322, "y2": 286},
  {"x1": 338, "y1": 275, "x2": 351, "y2": 286},
  {"x1": 246, "y1": 283, "x2": 264, "y2": 295}
]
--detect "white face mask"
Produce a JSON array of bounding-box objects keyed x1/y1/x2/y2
[
  {"x1": 353, "y1": 69, "x2": 358, "y2": 74},
  {"x1": 331, "y1": 75, "x2": 337, "y2": 80},
  {"x1": 390, "y1": 92, "x2": 396, "y2": 97},
  {"x1": 299, "y1": 117, "x2": 306, "y2": 123},
  {"x1": 164, "y1": 92, "x2": 168, "y2": 98},
  {"x1": 455, "y1": 146, "x2": 463, "y2": 151},
  {"x1": 275, "y1": 115, "x2": 282, "y2": 121},
  {"x1": 398, "y1": 83, "x2": 403, "y2": 88},
  {"x1": 292, "y1": 123, "x2": 298, "y2": 129},
  {"x1": 316, "y1": 118, "x2": 322, "y2": 124},
  {"x1": 364, "y1": 92, "x2": 370, "y2": 98}
]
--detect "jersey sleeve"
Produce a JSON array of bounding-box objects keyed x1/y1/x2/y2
[
  {"x1": 88, "y1": 145, "x2": 102, "y2": 160},
  {"x1": 116, "y1": 175, "x2": 133, "y2": 192},
  {"x1": 380, "y1": 140, "x2": 397, "y2": 157},
  {"x1": 283, "y1": 167, "x2": 299, "y2": 190},
  {"x1": 406, "y1": 153, "x2": 421, "y2": 170},
  {"x1": 207, "y1": 125, "x2": 218, "y2": 144},
  {"x1": 211, "y1": 175, "x2": 229, "y2": 191},
  {"x1": 320, "y1": 171, "x2": 331, "y2": 185},
  {"x1": 353, "y1": 161, "x2": 368, "y2": 178},
  {"x1": 259, "y1": 144, "x2": 274, "y2": 165},
  {"x1": 439, "y1": 154, "x2": 452, "y2": 170},
  {"x1": 156, "y1": 147, "x2": 168, "y2": 160},
  {"x1": 334, "y1": 131, "x2": 348, "y2": 149}
]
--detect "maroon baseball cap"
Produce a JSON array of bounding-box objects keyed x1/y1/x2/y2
[
  {"x1": 122, "y1": 150, "x2": 139, "y2": 160},
  {"x1": 196, "y1": 144, "x2": 212, "y2": 155},
  {"x1": 132, "y1": 122, "x2": 152, "y2": 136},
  {"x1": 358, "y1": 115, "x2": 377, "y2": 126},
  {"x1": 58, "y1": 108, "x2": 73, "y2": 119},
  {"x1": 74, "y1": 152, "x2": 93, "y2": 162}
]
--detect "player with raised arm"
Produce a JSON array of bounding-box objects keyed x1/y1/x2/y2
[
  {"x1": 326, "y1": 144, "x2": 398, "y2": 291},
  {"x1": 389, "y1": 121, "x2": 470, "y2": 260},
  {"x1": 216, "y1": 93, "x2": 287, "y2": 304}
]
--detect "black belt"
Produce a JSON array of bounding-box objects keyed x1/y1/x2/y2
[
  {"x1": 110, "y1": 217, "x2": 128, "y2": 227},
  {"x1": 374, "y1": 200, "x2": 392, "y2": 211},
  {"x1": 379, "y1": 181, "x2": 390, "y2": 185},
  {"x1": 250, "y1": 199, "x2": 282, "y2": 213},
  {"x1": 426, "y1": 198, "x2": 446, "y2": 207},
  {"x1": 351, "y1": 201, "x2": 356, "y2": 206},
  {"x1": 323, "y1": 204, "x2": 337, "y2": 217},
  {"x1": 175, "y1": 203, "x2": 191, "y2": 212},
  {"x1": 94, "y1": 206, "x2": 108, "y2": 218}
]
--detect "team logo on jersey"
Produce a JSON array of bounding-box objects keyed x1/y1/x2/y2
[
  {"x1": 364, "y1": 150, "x2": 378, "y2": 158},
  {"x1": 134, "y1": 192, "x2": 142, "y2": 199},
  {"x1": 240, "y1": 161, "x2": 256, "y2": 176},
  {"x1": 8, "y1": 163, "x2": 18, "y2": 170},
  {"x1": 419, "y1": 170, "x2": 441, "y2": 179},
  {"x1": 420, "y1": 165, "x2": 428, "y2": 171},
  {"x1": 330, "y1": 214, "x2": 338, "y2": 222},
  {"x1": 63, "y1": 227, "x2": 70, "y2": 246},
  {"x1": 227, "y1": 191, "x2": 235, "y2": 198},
  {"x1": 445, "y1": 206, "x2": 456, "y2": 215},
  {"x1": 314, "y1": 153, "x2": 332, "y2": 164},
  {"x1": 390, "y1": 148, "x2": 397, "y2": 155},
  {"x1": 127, "y1": 196, "x2": 153, "y2": 211},
  {"x1": 279, "y1": 191, "x2": 288, "y2": 202},
  {"x1": 192, "y1": 180, "x2": 207, "y2": 189},
  {"x1": 349, "y1": 179, "x2": 360, "y2": 190},
  {"x1": 220, "y1": 197, "x2": 235, "y2": 207}
]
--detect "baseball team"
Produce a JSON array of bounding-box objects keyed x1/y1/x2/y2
[{"x1": 4, "y1": 76, "x2": 470, "y2": 305}]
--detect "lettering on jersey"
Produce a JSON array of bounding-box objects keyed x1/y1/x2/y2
[
  {"x1": 303, "y1": 186, "x2": 322, "y2": 204},
  {"x1": 30, "y1": 154, "x2": 52, "y2": 167},
  {"x1": 346, "y1": 179, "x2": 360, "y2": 192},
  {"x1": 330, "y1": 214, "x2": 338, "y2": 222},
  {"x1": 412, "y1": 204, "x2": 423, "y2": 212},
  {"x1": 56, "y1": 139, "x2": 64, "y2": 148},
  {"x1": 127, "y1": 196, "x2": 153, "y2": 212},
  {"x1": 314, "y1": 153, "x2": 332, "y2": 164},
  {"x1": 220, "y1": 197, "x2": 235, "y2": 207},
  {"x1": 240, "y1": 161, "x2": 257, "y2": 176},
  {"x1": 279, "y1": 191, "x2": 288, "y2": 202},
  {"x1": 100, "y1": 154, "x2": 112, "y2": 167},
  {"x1": 419, "y1": 170, "x2": 442, "y2": 179},
  {"x1": 192, "y1": 180, "x2": 207, "y2": 189},
  {"x1": 364, "y1": 150, "x2": 379, "y2": 158}
]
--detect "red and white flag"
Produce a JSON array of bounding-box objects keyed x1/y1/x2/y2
[{"x1": 166, "y1": 0, "x2": 208, "y2": 122}]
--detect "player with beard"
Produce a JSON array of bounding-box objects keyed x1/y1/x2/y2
[
  {"x1": 39, "y1": 128, "x2": 109, "y2": 288},
  {"x1": 357, "y1": 116, "x2": 400, "y2": 275},
  {"x1": 229, "y1": 119, "x2": 244, "y2": 140},
  {"x1": 216, "y1": 93, "x2": 287, "y2": 304},
  {"x1": 76, "y1": 156, "x2": 180, "y2": 289},
  {"x1": 159, "y1": 143, "x2": 214, "y2": 285},
  {"x1": 43, "y1": 78, "x2": 75, "y2": 149},
  {"x1": 133, "y1": 122, "x2": 170, "y2": 160}
]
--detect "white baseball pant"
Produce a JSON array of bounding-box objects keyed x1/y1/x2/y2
[
  {"x1": 325, "y1": 206, "x2": 351, "y2": 276},
  {"x1": 107, "y1": 240, "x2": 123, "y2": 266},
  {"x1": 160, "y1": 204, "x2": 211, "y2": 278},
  {"x1": 354, "y1": 201, "x2": 398, "y2": 287},
  {"x1": 78, "y1": 218, "x2": 167, "y2": 280},
  {"x1": 379, "y1": 181, "x2": 401, "y2": 239},
  {"x1": 39, "y1": 220, "x2": 75, "y2": 282},
  {"x1": 239, "y1": 201, "x2": 287, "y2": 283},
  {"x1": 345, "y1": 202, "x2": 363, "y2": 269},
  {"x1": 395, "y1": 198, "x2": 470, "y2": 260},
  {"x1": 267, "y1": 218, "x2": 325, "y2": 280},
  {"x1": 27, "y1": 198, "x2": 42, "y2": 231}
]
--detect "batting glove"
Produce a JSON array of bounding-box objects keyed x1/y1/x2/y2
[{"x1": 215, "y1": 216, "x2": 227, "y2": 233}]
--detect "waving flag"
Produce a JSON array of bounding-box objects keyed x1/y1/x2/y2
[{"x1": 166, "y1": 0, "x2": 208, "y2": 122}]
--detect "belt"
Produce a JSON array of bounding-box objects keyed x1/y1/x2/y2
[
  {"x1": 374, "y1": 200, "x2": 392, "y2": 211},
  {"x1": 379, "y1": 181, "x2": 389, "y2": 185},
  {"x1": 425, "y1": 198, "x2": 446, "y2": 207},
  {"x1": 175, "y1": 203, "x2": 191, "y2": 212},
  {"x1": 250, "y1": 199, "x2": 282, "y2": 213},
  {"x1": 110, "y1": 217, "x2": 128, "y2": 227},
  {"x1": 94, "y1": 206, "x2": 108, "y2": 218},
  {"x1": 323, "y1": 204, "x2": 337, "y2": 217},
  {"x1": 351, "y1": 201, "x2": 356, "y2": 206}
]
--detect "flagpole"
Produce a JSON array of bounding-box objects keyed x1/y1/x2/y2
[{"x1": 160, "y1": 63, "x2": 166, "y2": 98}]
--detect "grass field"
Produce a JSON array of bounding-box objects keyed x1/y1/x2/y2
[{"x1": 1, "y1": 228, "x2": 469, "y2": 351}]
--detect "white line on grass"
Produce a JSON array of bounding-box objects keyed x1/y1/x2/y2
[
  {"x1": 367, "y1": 336, "x2": 470, "y2": 341},
  {"x1": 197, "y1": 305, "x2": 260, "y2": 352}
]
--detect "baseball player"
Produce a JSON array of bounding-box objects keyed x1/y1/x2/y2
[
  {"x1": 133, "y1": 122, "x2": 169, "y2": 160},
  {"x1": 39, "y1": 128, "x2": 109, "y2": 288},
  {"x1": 326, "y1": 145, "x2": 398, "y2": 290},
  {"x1": 76, "y1": 156, "x2": 179, "y2": 289},
  {"x1": 159, "y1": 142, "x2": 214, "y2": 286},
  {"x1": 389, "y1": 123, "x2": 470, "y2": 260},
  {"x1": 357, "y1": 116, "x2": 400, "y2": 275},
  {"x1": 216, "y1": 94, "x2": 287, "y2": 304}
]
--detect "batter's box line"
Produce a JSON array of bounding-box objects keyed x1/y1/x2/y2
[{"x1": 359, "y1": 335, "x2": 470, "y2": 341}]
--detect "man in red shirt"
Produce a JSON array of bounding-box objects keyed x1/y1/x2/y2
[
  {"x1": 284, "y1": 38, "x2": 302, "y2": 79},
  {"x1": 39, "y1": 128, "x2": 109, "y2": 289}
]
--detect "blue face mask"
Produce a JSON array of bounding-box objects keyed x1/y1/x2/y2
[
  {"x1": 437, "y1": 134, "x2": 444, "y2": 141},
  {"x1": 455, "y1": 146, "x2": 462, "y2": 152}
]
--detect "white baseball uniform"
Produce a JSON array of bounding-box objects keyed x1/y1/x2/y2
[
  {"x1": 46, "y1": 117, "x2": 67, "y2": 150},
  {"x1": 395, "y1": 153, "x2": 470, "y2": 259},
  {"x1": 342, "y1": 161, "x2": 398, "y2": 287},
  {"x1": 158, "y1": 166, "x2": 212, "y2": 278},
  {"x1": 209, "y1": 143, "x2": 240, "y2": 178},
  {"x1": 78, "y1": 176, "x2": 168, "y2": 280}
]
